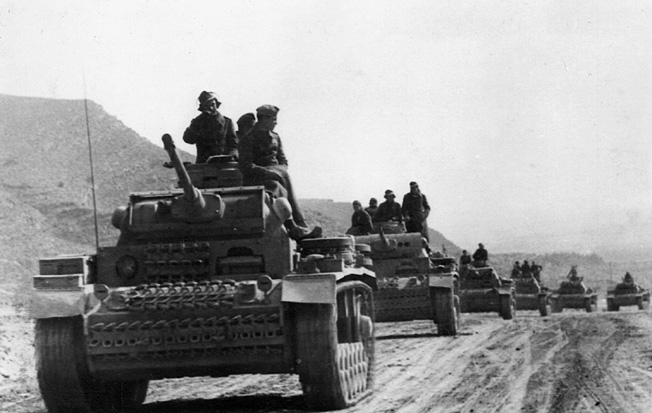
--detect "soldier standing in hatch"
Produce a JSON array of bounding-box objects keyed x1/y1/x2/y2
[
  {"x1": 183, "y1": 91, "x2": 239, "y2": 163},
  {"x1": 238, "y1": 104, "x2": 320, "y2": 240},
  {"x1": 373, "y1": 190, "x2": 403, "y2": 223},
  {"x1": 472, "y1": 243, "x2": 488, "y2": 267},
  {"x1": 401, "y1": 181, "x2": 431, "y2": 242}
]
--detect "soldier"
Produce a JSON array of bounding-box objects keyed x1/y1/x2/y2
[
  {"x1": 531, "y1": 261, "x2": 542, "y2": 283},
  {"x1": 345, "y1": 200, "x2": 373, "y2": 236},
  {"x1": 459, "y1": 250, "x2": 472, "y2": 266},
  {"x1": 401, "y1": 181, "x2": 431, "y2": 242},
  {"x1": 238, "y1": 104, "x2": 321, "y2": 240},
  {"x1": 183, "y1": 91, "x2": 238, "y2": 163},
  {"x1": 236, "y1": 112, "x2": 256, "y2": 140},
  {"x1": 511, "y1": 261, "x2": 521, "y2": 278},
  {"x1": 521, "y1": 260, "x2": 531, "y2": 274},
  {"x1": 365, "y1": 198, "x2": 378, "y2": 218},
  {"x1": 567, "y1": 265, "x2": 580, "y2": 282},
  {"x1": 623, "y1": 272, "x2": 634, "y2": 284},
  {"x1": 472, "y1": 243, "x2": 488, "y2": 267},
  {"x1": 373, "y1": 190, "x2": 403, "y2": 223}
]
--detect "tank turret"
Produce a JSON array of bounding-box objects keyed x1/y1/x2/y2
[{"x1": 161, "y1": 134, "x2": 224, "y2": 223}]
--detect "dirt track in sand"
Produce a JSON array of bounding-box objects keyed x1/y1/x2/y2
[{"x1": 5, "y1": 307, "x2": 652, "y2": 413}]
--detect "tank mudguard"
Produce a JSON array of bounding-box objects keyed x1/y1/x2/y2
[
  {"x1": 429, "y1": 274, "x2": 456, "y2": 289},
  {"x1": 30, "y1": 286, "x2": 98, "y2": 319},
  {"x1": 282, "y1": 268, "x2": 376, "y2": 304},
  {"x1": 283, "y1": 273, "x2": 337, "y2": 304},
  {"x1": 497, "y1": 286, "x2": 514, "y2": 296}
]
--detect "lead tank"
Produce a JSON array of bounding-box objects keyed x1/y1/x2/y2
[{"x1": 31, "y1": 134, "x2": 377, "y2": 412}]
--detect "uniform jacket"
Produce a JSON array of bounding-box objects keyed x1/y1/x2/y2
[
  {"x1": 350, "y1": 210, "x2": 373, "y2": 234},
  {"x1": 183, "y1": 112, "x2": 238, "y2": 163},
  {"x1": 238, "y1": 128, "x2": 288, "y2": 183},
  {"x1": 373, "y1": 201, "x2": 403, "y2": 223},
  {"x1": 401, "y1": 191, "x2": 430, "y2": 222}
]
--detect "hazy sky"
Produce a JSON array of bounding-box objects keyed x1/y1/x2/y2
[{"x1": 1, "y1": 1, "x2": 651, "y2": 253}]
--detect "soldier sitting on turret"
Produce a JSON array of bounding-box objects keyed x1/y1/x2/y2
[
  {"x1": 511, "y1": 261, "x2": 521, "y2": 278},
  {"x1": 238, "y1": 105, "x2": 321, "y2": 240},
  {"x1": 531, "y1": 261, "x2": 542, "y2": 283},
  {"x1": 618, "y1": 271, "x2": 642, "y2": 292},
  {"x1": 567, "y1": 265, "x2": 581, "y2": 283}
]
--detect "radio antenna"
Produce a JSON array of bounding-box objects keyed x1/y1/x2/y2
[{"x1": 83, "y1": 74, "x2": 100, "y2": 249}]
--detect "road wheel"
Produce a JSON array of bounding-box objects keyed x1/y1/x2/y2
[
  {"x1": 431, "y1": 289, "x2": 459, "y2": 336},
  {"x1": 295, "y1": 281, "x2": 375, "y2": 411},
  {"x1": 637, "y1": 296, "x2": 645, "y2": 310},
  {"x1": 550, "y1": 299, "x2": 563, "y2": 313},
  {"x1": 499, "y1": 295, "x2": 515, "y2": 320},
  {"x1": 585, "y1": 298, "x2": 593, "y2": 313},
  {"x1": 35, "y1": 317, "x2": 148, "y2": 413},
  {"x1": 538, "y1": 296, "x2": 548, "y2": 317}
]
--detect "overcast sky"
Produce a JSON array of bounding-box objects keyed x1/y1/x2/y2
[{"x1": 1, "y1": 1, "x2": 651, "y2": 253}]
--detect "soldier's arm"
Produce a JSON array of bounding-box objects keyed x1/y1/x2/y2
[
  {"x1": 276, "y1": 136, "x2": 288, "y2": 166},
  {"x1": 182, "y1": 116, "x2": 202, "y2": 144},
  {"x1": 225, "y1": 119, "x2": 239, "y2": 160}
]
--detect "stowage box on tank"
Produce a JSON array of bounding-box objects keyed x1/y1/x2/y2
[{"x1": 31, "y1": 134, "x2": 377, "y2": 412}]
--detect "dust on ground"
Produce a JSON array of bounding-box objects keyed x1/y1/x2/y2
[{"x1": 5, "y1": 305, "x2": 652, "y2": 413}]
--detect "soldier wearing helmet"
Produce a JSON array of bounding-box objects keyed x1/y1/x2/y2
[{"x1": 183, "y1": 91, "x2": 239, "y2": 163}]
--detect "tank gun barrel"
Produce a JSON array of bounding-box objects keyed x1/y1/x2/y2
[{"x1": 162, "y1": 134, "x2": 201, "y2": 204}]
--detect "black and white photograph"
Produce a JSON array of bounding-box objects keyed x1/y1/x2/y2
[{"x1": 1, "y1": 1, "x2": 652, "y2": 412}]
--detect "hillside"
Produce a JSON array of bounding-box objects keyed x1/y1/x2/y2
[{"x1": 0, "y1": 94, "x2": 459, "y2": 277}]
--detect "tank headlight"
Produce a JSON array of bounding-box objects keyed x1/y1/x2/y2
[
  {"x1": 111, "y1": 206, "x2": 128, "y2": 229},
  {"x1": 116, "y1": 255, "x2": 139, "y2": 279}
]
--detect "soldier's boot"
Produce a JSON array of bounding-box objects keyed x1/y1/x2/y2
[{"x1": 284, "y1": 220, "x2": 322, "y2": 241}]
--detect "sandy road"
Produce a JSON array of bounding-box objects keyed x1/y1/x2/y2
[{"x1": 5, "y1": 308, "x2": 652, "y2": 413}]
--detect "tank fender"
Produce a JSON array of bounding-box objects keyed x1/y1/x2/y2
[
  {"x1": 497, "y1": 285, "x2": 515, "y2": 296},
  {"x1": 283, "y1": 273, "x2": 337, "y2": 304},
  {"x1": 429, "y1": 274, "x2": 456, "y2": 289},
  {"x1": 30, "y1": 286, "x2": 98, "y2": 319},
  {"x1": 282, "y1": 268, "x2": 377, "y2": 304}
]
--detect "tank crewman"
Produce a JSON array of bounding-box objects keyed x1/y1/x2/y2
[
  {"x1": 472, "y1": 243, "x2": 488, "y2": 267},
  {"x1": 183, "y1": 91, "x2": 239, "y2": 163},
  {"x1": 345, "y1": 200, "x2": 373, "y2": 236},
  {"x1": 365, "y1": 198, "x2": 378, "y2": 218},
  {"x1": 238, "y1": 104, "x2": 321, "y2": 240},
  {"x1": 566, "y1": 265, "x2": 580, "y2": 282},
  {"x1": 521, "y1": 260, "x2": 531, "y2": 274},
  {"x1": 511, "y1": 261, "x2": 521, "y2": 278},
  {"x1": 531, "y1": 261, "x2": 542, "y2": 282},
  {"x1": 373, "y1": 190, "x2": 403, "y2": 223},
  {"x1": 236, "y1": 112, "x2": 256, "y2": 140},
  {"x1": 459, "y1": 250, "x2": 472, "y2": 266},
  {"x1": 623, "y1": 272, "x2": 634, "y2": 284},
  {"x1": 401, "y1": 181, "x2": 431, "y2": 242}
]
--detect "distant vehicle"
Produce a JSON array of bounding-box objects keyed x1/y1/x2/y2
[
  {"x1": 354, "y1": 231, "x2": 460, "y2": 336},
  {"x1": 458, "y1": 265, "x2": 515, "y2": 320},
  {"x1": 31, "y1": 134, "x2": 377, "y2": 412},
  {"x1": 606, "y1": 281, "x2": 650, "y2": 311},
  {"x1": 512, "y1": 272, "x2": 550, "y2": 316},
  {"x1": 550, "y1": 278, "x2": 598, "y2": 313}
]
